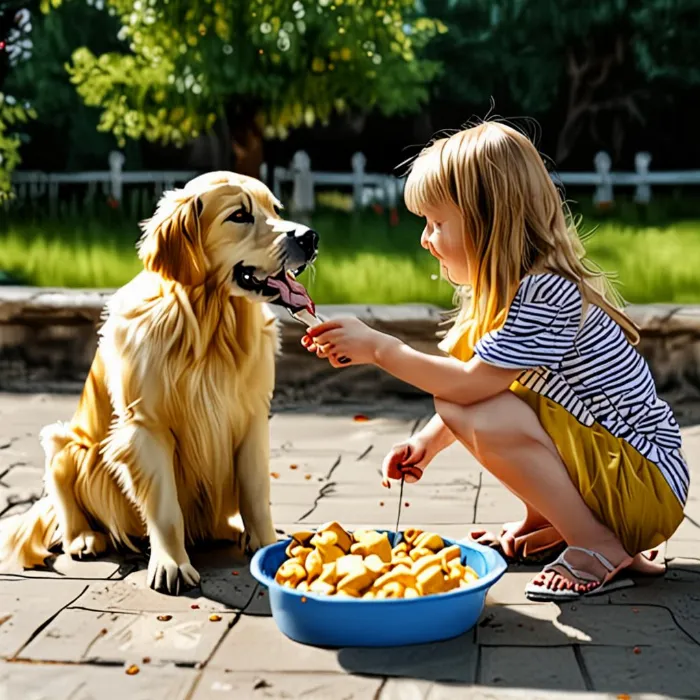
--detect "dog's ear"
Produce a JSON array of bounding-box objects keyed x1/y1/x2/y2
[{"x1": 138, "y1": 192, "x2": 206, "y2": 286}]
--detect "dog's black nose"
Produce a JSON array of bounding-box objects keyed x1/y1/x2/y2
[{"x1": 288, "y1": 228, "x2": 319, "y2": 260}]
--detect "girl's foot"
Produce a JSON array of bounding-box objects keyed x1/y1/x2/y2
[
  {"x1": 525, "y1": 542, "x2": 635, "y2": 601},
  {"x1": 470, "y1": 517, "x2": 565, "y2": 564}
]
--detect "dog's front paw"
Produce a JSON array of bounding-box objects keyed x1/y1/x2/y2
[
  {"x1": 147, "y1": 553, "x2": 200, "y2": 596},
  {"x1": 245, "y1": 526, "x2": 277, "y2": 554},
  {"x1": 65, "y1": 530, "x2": 109, "y2": 560}
]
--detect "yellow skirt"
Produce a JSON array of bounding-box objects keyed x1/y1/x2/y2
[{"x1": 511, "y1": 382, "x2": 684, "y2": 555}]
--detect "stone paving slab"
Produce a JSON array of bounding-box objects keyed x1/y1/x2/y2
[
  {"x1": 479, "y1": 646, "x2": 587, "y2": 691},
  {"x1": 0, "y1": 393, "x2": 699, "y2": 699},
  {"x1": 20, "y1": 607, "x2": 234, "y2": 665},
  {"x1": 191, "y1": 670, "x2": 384, "y2": 699},
  {"x1": 0, "y1": 661, "x2": 198, "y2": 700},
  {"x1": 0, "y1": 579, "x2": 88, "y2": 659}
]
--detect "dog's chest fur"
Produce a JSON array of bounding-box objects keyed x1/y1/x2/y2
[{"x1": 100, "y1": 277, "x2": 279, "y2": 537}]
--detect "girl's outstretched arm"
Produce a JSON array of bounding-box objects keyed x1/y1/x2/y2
[{"x1": 305, "y1": 318, "x2": 521, "y2": 405}]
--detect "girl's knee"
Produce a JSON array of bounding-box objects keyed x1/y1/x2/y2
[
  {"x1": 434, "y1": 393, "x2": 540, "y2": 453},
  {"x1": 434, "y1": 397, "x2": 498, "y2": 451}
]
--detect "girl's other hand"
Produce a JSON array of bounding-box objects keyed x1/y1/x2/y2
[{"x1": 381, "y1": 437, "x2": 431, "y2": 488}]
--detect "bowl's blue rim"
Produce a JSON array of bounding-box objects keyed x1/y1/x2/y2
[{"x1": 250, "y1": 531, "x2": 508, "y2": 605}]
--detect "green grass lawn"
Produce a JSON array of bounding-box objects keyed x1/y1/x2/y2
[{"x1": 1, "y1": 197, "x2": 700, "y2": 305}]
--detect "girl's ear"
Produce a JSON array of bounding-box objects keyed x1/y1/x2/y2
[{"x1": 138, "y1": 193, "x2": 206, "y2": 286}]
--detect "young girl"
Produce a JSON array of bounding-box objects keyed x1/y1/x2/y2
[{"x1": 302, "y1": 122, "x2": 688, "y2": 601}]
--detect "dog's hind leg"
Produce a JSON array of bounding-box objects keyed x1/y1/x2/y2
[
  {"x1": 103, "y1": 421, "x2": 199, "y2": 596},
  {"x1": 42, "y1": 423, "x2": 109, "y2": 560}
]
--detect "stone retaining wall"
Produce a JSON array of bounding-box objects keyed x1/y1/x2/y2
[{"x1": 1, "y1": 288, "x2": 699, "y2": 410}]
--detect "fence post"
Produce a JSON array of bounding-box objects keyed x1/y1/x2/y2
[
  {"x1": 108, "y1": 151, "x2": 126, "y2": 203},
  {"x1": 352, "y1": 152, "x2": 366, "y2": 210},
  {"x1": 290, "y1": 150, "x2": 314, "y2": 223},
  {"x1": 634, "y1": 152, "x2": 652, "y2": 204},
  {"x1": 593, "y1": 151, "x2": 613, "y2": 207}
]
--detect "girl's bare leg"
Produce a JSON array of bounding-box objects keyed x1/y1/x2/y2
[{"x1": 435, "y1": 393, "x2": 664, "y2": 593}]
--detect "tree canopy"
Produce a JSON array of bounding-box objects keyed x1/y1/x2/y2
[
  {"x1": 423, "y1": 0, "x2": 700, "y2": 163},
  {"x1": 51, "y1": 0, "x2": 445, "y2": 149}
]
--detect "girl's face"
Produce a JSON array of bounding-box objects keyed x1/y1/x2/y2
[{"x1": 420, "y1": 203, "x2": 471, "y2": 286}]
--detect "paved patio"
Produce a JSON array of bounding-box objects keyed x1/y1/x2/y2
[{"x1": 0, "y1": 392, "x2": 699, "y2": 699}]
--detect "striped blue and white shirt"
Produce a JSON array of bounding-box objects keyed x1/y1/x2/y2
[{"x1": 474, "y1": 273, "x2": 689, "y2": 505}]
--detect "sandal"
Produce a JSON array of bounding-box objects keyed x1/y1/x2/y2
[
  {"x1": 469, "y1": 525, "x2": 566, "y2": 565},
  {"x1": 525, "y1": 546, "x2": 636, "y2": 602}
]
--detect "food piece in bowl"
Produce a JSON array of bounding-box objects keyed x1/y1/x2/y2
[
  {"x1": 416, "y1": 563, "x2": 446, "y2": 595},
  {"x1": 364, "y1": 554, "x2": 390, "y2": 576},
  {"x1": 402, "y1": 528, "x2": 425, "y2": 547},
  {"x1": 378, "y1": 581, "x2": 406, "y2": 598},
  {"x1": 318, "y1": 562, "x2": 339, "y2": 585},
  {"x1": 310, "y1": 530, "x2": 346, "y2": 562},
  {"x1": 412, "y1": 553, "x2": 443, "y2": 576},
  {"x1": 337, "y1": 565, "x2": 376, "y2": 595},
  {"x1": 409, "y1": 546, "x2": 433, "y2": 562},
  {"x1": 441, "y1": 544, "x2": 462, "y2": 569},
  {"x1": 304, "y1": 549, "x2": 324, "y2": 581},
  {"x1": 350, "y1": 531, "x2": 392, "y2": 562},
  {"x1": 288, "y1": 530, "x2": 316, "y2": 549},
  {"x1": 309, "y1": 579, "x2": 336, "y2": 595},
  {"x1": 275, "y1": 560, "x2": 307, "y2": 587},
  {"x1": 336, "y1": 554, "x2": 364, "y2": 579},
  {"x1": 287, "y1": 543, "x2": 314, "y2": 561},
  {"x1": 313, "y1": 521, "x2": 353, "y2": 553},
  {"x1": 413, "y1": 532, "x2": 444, "y2": 552}
]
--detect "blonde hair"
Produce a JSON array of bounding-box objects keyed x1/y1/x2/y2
[{"x1": 404, "y1": 121, "x2": 640, "y2": 351}]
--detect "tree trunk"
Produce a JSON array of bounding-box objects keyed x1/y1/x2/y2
[{"x1": 230, "y1": 103, "x2": 265, "y2": 179}]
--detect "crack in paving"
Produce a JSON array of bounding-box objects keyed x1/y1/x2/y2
[
  {"x1": 471, "y1": 472, "x2": 483, "y2": 525},
  {"x1": 0, "y1": 495, "x2": 38, "y2": 518},
  {"x1": 11, "y1": 583, "x2": 89, "y2": 661},
  {"x1": 296, "y1": 482, "x2": 335, "y2": 524},
  {"x1": 573, "y1": 644, "x2": 594, "y2": 691}
]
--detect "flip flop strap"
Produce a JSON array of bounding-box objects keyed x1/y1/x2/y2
[
  {"x1": 565, "y1": 546, "x2": 615, "y2": 572},
  {"x1": 544, "y1": 546, "x2": 614, "y2": 584}
]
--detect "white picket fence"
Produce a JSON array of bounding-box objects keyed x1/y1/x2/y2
[{"x1": 10, "y1": 149, "x2": 700, "y2": 214}]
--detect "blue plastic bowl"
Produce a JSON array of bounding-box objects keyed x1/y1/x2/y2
[{"x1": 250, "y1": 530, "x2": 507, "y2": 647}]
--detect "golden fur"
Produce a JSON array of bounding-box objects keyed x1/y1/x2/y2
[{"x1": 0, "y1": 171, "x2": 313, "y2": 594}]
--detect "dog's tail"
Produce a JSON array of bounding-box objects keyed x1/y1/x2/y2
[
  {"x1": 0, "y1": 497, "x2": 58, "y2": 570},
  {"x1": 0, "y1": 421, "x2": 73, "y2": 571}
]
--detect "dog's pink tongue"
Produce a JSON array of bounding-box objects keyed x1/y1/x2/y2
[{"x1": 267, "y1": 274, "x2": 315, "y2": 315}]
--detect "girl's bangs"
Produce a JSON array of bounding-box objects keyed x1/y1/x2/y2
[{"x1": 404, "y1": 147, "x2": 450, "y2": 217}]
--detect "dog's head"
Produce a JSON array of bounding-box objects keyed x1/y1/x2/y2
[{"x1": 137, "y1": 171, "x2": 318, "y2": 309}]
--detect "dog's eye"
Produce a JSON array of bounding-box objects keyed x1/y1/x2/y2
[{"x1": 226, "y1": 208, "x2": 255, "y2": 225}]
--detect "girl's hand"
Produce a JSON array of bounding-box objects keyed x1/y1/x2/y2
[
  {"x1": 301, "y1": 317, "x2": 392, "y2": 367},
  {"x1": 381, "y1": 437, "x2": 431, "y2": 488}
]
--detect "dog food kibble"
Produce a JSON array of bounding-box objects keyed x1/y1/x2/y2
[
  {"x1": 270, "y1": 472, "x2": 280, "y2": 479},
  {"x1": 304, "y1": 474, "x2": 312, "y2": 480},
  {"x1": 633, "y1": 647, "x2": 642, "y2": 655},
  {"x1": 353, "y1": 414, "x2": 369, "y2": 422},
  {"x1": 125, "y1": 665, "x2": 140, "y2": 676},
  {"x1": 232, "y1": 571, "x2": 239, "y2": 576},
  {"x1": 290, "y1": 464, "x2": 298, "y2": 470},
  {"x1": 379, "y1": 501, "x2": 384, "y2": 506},
  {"x1": 275, "y1": 522, "x2": 478, "y2": 599},
  {"x1": 142, "y1": 657, "x2": 151, "y2": 664},
  {"x1": 301, "y1": 596, "x2": 307, "y2": 603},
  {"x1": 209, "y1": 614, "x2": 222, "y2": 622},
  {"x1": 156, "y1": 615, "x2": 172, "y2": 622},
  {"x1": 190, "y1": 604, "x2": 200, "y2": 609}
]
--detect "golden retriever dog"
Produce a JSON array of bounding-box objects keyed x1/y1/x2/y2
[{"x1": 0, "y1": 171, "x2": 318, "y2": 594}]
